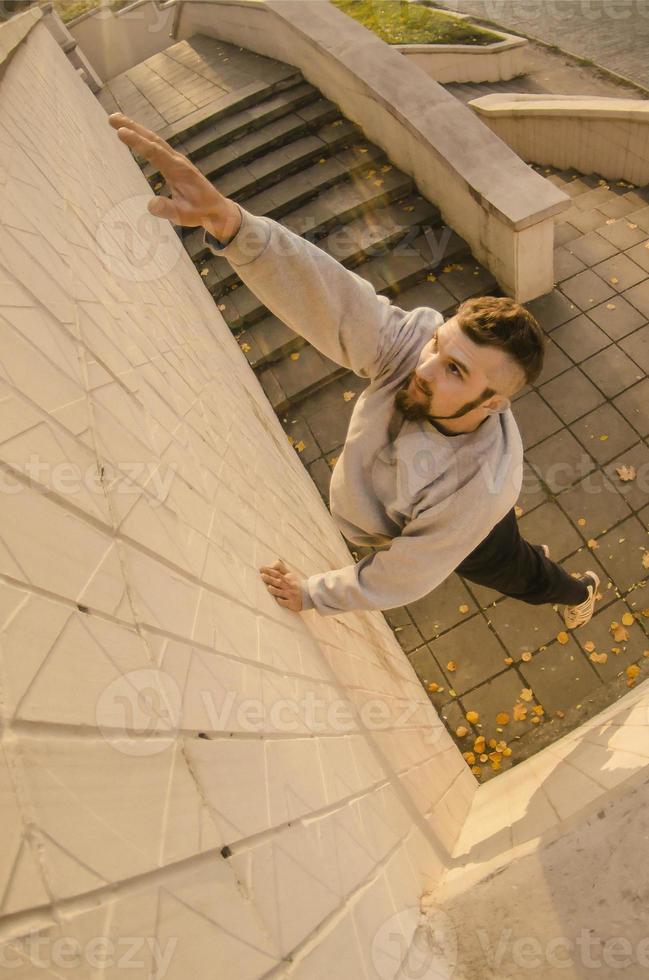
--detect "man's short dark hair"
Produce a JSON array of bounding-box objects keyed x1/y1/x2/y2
[{"x1": 456, "y1": 295, "x2": 546, "y2": 389}]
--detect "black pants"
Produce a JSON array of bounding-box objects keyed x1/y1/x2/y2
[{"x1": 456, "y1": 506, "x2": 588, "y2": 606}]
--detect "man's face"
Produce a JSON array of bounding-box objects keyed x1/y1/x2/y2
[{"x1": 394, "y1": 316, "x2": 520, "y2": 423}]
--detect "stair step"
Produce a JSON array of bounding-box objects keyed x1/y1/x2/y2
[
  {"x1": 258, "y1": 345, "x2": 348, "y2": 415},
  {"x1": 144, "y1": 82, "x2": 320, "y2": 181},
  {"x1": 157, "y1": 68, "x2": 303, "y2": 145},
  {"x1": 154, "y1": 99, "x2": 343, "y2": 198},
  {"x1": 187, "y1": 138, "x2": 387, "y2": 268}
]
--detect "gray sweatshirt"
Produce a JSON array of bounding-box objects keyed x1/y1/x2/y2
[{"x1": 204, "y1": 205, "x2": 524, "y2": 616}]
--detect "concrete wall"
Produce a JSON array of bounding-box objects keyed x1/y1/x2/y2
[
  {"x1": 471, "y1": 93, "x2": 649, "y2": 186},
  {"x1": 0, "y1": 12, "x2": 475, "y2": 977},
  {"x1": 67, "y1": 0, "x2": 176, "y2": 82}
]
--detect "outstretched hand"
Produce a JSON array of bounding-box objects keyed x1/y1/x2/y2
[
  {"x1": 107, "y1": 112, "x2": 241, "y2": 241},
  {"x1": 259, "y1": 559, "x2": 304, "y2": 612}
]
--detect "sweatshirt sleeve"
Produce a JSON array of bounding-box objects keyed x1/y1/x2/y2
[
  {"x1": 300, "y1": 490, "x2": 512, "y2": 616},
  {"x1": 203, "y1": 204, "x2": 411, "y2": 380}
]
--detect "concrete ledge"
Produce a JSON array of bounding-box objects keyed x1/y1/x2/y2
[
  {"x1": 174, "y1": 0, "x2": 569, "y2": 301},
  {"x1": 438, "y1": 676, "x2": 649, "y2": 902},
  {"x1": 471, "y1": 93, "x2": 649, "y2": 186},
  {"x1": 393, "y1": 18, "x2": 528, "y2": 84},
  {"x1": 0, "y1": 5, "x2": 41, "y2": 70}
]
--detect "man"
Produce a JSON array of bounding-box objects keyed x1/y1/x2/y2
[{"x1": 108, "y1": 113, "x2": 599, "y2": 627}]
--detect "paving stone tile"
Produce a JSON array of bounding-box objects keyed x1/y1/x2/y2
[
  {"x1": 597, "y1": 217, "x2": 648, "y2": 250},
  {"x1": 625, "y1": 206, "x2": 649, "y2": 233},
  {"x1": 406, "y1": 574, "x2": 475, "y2": 642},
  {"x1": 566, "y1": 230, "x2": 617, "y2": 266},
  {"x1": 387, "y1": 610, "x2": 424, "y2": 654},
  {"x1": 526, "y1": 289, "x2": 578, "y2": 333},
  {"x1": 457, "y1": 669, "x2": 539, "y2": 741},
  {"x1": 592, "y1": 253, "x2": 647, "y2": 292},
  {"x1": 619, "y1": 323, "x2": 649, "y2": 373},
  {"x1": 426, "y1": 616, "x2": 508, "y2": 697},
  {"x1": 553, "y1": 223, "x2": 581, "y2": 247},
  {"x1": 570, "y1": 598, "x2": 648, "y2": 683},
  {"x1": 624, "y1": 239, "x2": 649, "y2": 273},
  {"x1": 587, "y1": 295, "x2": 646, "y2": 340},
  {"x1": 565, "y1": 208, "x2": 609, "y2": 235},
  {"x1": 308, "y1": 457, "x2": 332, "y2": 499},
  {"x1": 526, "y1": 429, "x2": 595, "y2": 494},
  {"x1": 437, "y1": 261, "x2": 496, "y2": 301},
  {"x1": 535, "y1": 337, "x2": 571, "y2": 386},
  {"x1": 298, "y1": 376, "x2": 363, "y2": 453},
  {"x1": 557, "y1": 471, "x2": 633, "y2": 539},
  {"x1": 408, "y1": 642, "x2": 448, "y2": 691},
  {"x1": 613, "y1": 378, "x2": 649, "y2": 437},
  {"x1": 282, "y1": 415, "x2": 320, "y2": 464},
  {"x1": 598, "y1": 194, "x2": 642, "y2": 219},
  {"x1": 484, "y1": 595, "x2": 563, "y2": 661},
  {"x1": 581, "y1": 344, "x2": 643, "y2": 398},
  {"x1": 560, "y1": 269, "x2": 616, "y2": 310},
  {"x1": 436, "y1": 698, "x2": 469, "y2": 736},
  {"x1": 594, "y1": 516, "x2": 649, "y2": 593},
  {"x1": 511, "y1": 390, "x2": 562, "y2": 449},
  {"x1": 603, "y1": 441, "x2": 649, "y2": 513},
  {"x1": 539, "y1": 367, "x2": 605, "y2": 424},
  {"x1": 571, "y1": 402, "x2": 638, "y2": 464},
  {"x1": 517, "y1": 461, "x2": 551, "y2": 513},
  {"x1": 518, "y1": 500, "x2": 584, "y2": 561},
  {"x1": 518, "y1": 637, "x2": 601, "y2": 714},
  {"x1": 551, "y1": 313, "x2": 610, "y2": 362},
  {"x1": 553, "y1": 246, "x2": 586, "y2": 282},
  {"x1": 573, "y1": 186, "x2": 616, "y2": 211}
]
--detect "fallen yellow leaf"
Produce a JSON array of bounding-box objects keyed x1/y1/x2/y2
[
  {"x1": 584, "y1": 640, "x2": 595, "y2": 653},
  {"x1": 496, "y1": 712, "x2": 510, "y2": 725},
  {"x1": 616, "y1": 465, "x2": 637, "y2": 482},
  {"x1": 621, "y1": 612, "x2": 635, "y2": 627},
  {"x1": 577, "y1": 517, "x2": 587, "y2": 526},
  {"x1": 427, "y1": 682, "x2": 440, "y2": 693},
  {"x1": 455, "y1": 725, "x2": 469, "y2": 737},
  {"x1": 587, "y1": 538, "x2": 599, "y2": 549},
  {"x1": 446, "y1": 661, "x2": 457, "y2": 672},
  {"x1": 627, "y1": 664, "x2": 641, "y2": 679},
  {"x1": 515, "y1": 505, "x2": 524, "y2": 518},
  {"x1": 609, "y1": 621, "x2": 629, "y2": 643},
  {"x1": 642, "y1": 551, "x2": 649, "y2": 570},
  {"x1": 459, "y1": 604, "x2": 470, "y2": 614},
  {"x1": 557, "y1": 631, "x2": 570, "y2": 645},
  {"x1": 520, "y1": 688, "x2": 534, "y2": 702},
  {"x1": 513, "y1": 703, "x2": 527, "y2": 721},
  {"x1": 290, "y1": 352, "x2": 300, "y2": 361},
  {"x1": 343, "y1": 391, "x2": 356, "y2": 402},
  {"x1": 521, "y1": 651, "x2": 532, "y2": 662},
  {"x1": 295, "y1": 441, "x2": 305, "y2": 453},
  {"x1": 466, "y1": 710, "x2": 479, "y2": 724},
  {"x1": 240, "y1": 342, "x2": 251, "y2": 353}
]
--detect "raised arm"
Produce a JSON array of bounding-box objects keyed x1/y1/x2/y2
[
  {"x1": 107, "y1": 112, "x2": 409, "y2": 380},
  {"x1": 203, "y1": 206, "x2": 409, "y2": 378}
]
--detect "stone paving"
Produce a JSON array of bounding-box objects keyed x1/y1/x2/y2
[{"x1": 438, "y1": 0, "x2": 649, "y2": 91}]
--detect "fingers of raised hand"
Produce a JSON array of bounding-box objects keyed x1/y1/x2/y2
[{"x1": 108, "y1": 113, "x2": 175, "y2": 153}]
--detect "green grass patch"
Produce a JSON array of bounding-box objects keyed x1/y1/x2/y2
[
  {"x1": 332, "y1": 0, "x2": 500, "y2": 45},
  {"x1": 53, "y1": 0, "x2": 134, "y2": 24}
]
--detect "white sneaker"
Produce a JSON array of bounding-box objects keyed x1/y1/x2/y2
[{"x1": 563, "y1": 571, "x2": 600, "y2": 629}]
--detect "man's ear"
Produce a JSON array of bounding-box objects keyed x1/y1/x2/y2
[{"x1": 483, "y1": 394, "x2": 511, "y2": 415}]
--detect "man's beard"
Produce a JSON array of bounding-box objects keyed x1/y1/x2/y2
[{"x1": 394, "y1": 371, "x2": 495, "y2": 422}]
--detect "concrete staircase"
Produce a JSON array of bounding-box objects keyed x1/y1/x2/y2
[{"x1": 125, "y1": 36, "x2": 497, "y2": 494}]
